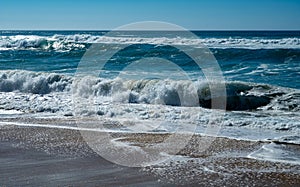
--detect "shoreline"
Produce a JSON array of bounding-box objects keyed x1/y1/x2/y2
[{"x1": 0, "y1": 120, "x2": 299, "y2": 186}]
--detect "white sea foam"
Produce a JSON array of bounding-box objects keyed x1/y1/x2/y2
[
  {"x1": 1, "y1": 34, "x2": 300, "y2": 51},
  {"x1": 0, "y1": 70, "x2": 299, "y2": 138},
  {"x1": 248, "y1": 143, "x2": 300, "y2": 165},
  {"x1": 0, "y1": 70, "x2": 72, "y2": 94},
  {"x1": 1, "y1": 70, "x2": 299, "y2": 110},
  {"x1": 0, "y1": 109, "x2": 23, "y2": 115}
]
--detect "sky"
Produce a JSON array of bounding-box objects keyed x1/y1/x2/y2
[{"x1": 1, "y1": 0, "x2": 300, "y2": 30}]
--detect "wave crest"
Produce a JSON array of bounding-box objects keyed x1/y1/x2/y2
[
  {"x1": 1, "y1": 70, "x2": 298, "y2": 112},
  {"x1": 1, "y1": 34, "x2": 300, "y2": 51},
  {"x1": 0, "y1": 71, "x2": 71, "y2": 94}
]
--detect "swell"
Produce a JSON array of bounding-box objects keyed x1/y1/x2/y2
[{"x1": 212, "y1": 48, "x2": 300, "y2": 62}]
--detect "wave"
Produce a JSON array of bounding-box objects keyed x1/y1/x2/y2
[
  {"x1": 74, "y1": 76, "x2": 299, "y2": 111},
  {"x1": 212, "y1": 48, "x2": 300, "y2": 62},
  {"x1": 0, "y1": 70, "x2": 72, "y2": 94},
  {"x1": 0, "y1": 70, "x2": 299, "y2": 137},
  {"x1": 1, "y1": 70, "x2": 298, "y2": 112},
  {"x1": 0, "y1": 35, "x2": 88, "y2": 51},
  {"x1": 1, "y1": 34, "x2": 300, "y2": 51}
]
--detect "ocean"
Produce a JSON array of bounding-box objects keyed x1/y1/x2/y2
[{"x1": 0, "y1": 30, "x2": 299, "y2": 166}]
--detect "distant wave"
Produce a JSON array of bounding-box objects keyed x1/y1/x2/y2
[
  {"x1": 1, "y1": 34, "x2": 300, "y2": 51},
  {"x1": 0, "y1": 70, "x2": 299, "y2": 112}
]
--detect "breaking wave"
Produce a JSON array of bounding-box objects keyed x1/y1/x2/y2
[
  {"x1": 1, "y1": 34, "x2": 300, "y2": 51},
  {"x1": 1, "y1": 70, "x2": 299, "y2": 112},
  {"x1": 0, "y1": 70, "x2": 72, "y2": 94}
]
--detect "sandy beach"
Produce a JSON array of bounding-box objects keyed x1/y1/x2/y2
[
  {"x1": 1, "y1": 0, "x2": 300, "y2": 186},
  {"x1": 0, "y1": 118, "x2": 299, "y2": 186},
  {"x1": 0, "y1": 122, "x2": 162, "y2": 186}
]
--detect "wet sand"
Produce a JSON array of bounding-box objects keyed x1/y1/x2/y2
[
  {"x1": 0, "y1": 120, "x2": 299, "y2": 186},
  {"x1": 0, "y1": 142, "x2": 161, "y2": 187},
  {"x1": 0, "y1": 124, "x2": 163, "y2": 186}
]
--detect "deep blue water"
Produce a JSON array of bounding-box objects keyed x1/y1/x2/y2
[{"x1": 0, "y1": 30, "x2": 299, "y2": 89}]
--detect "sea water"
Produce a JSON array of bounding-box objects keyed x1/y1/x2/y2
[{"x1": 0, "y1": 31, "x2": 299, "y2": 151}]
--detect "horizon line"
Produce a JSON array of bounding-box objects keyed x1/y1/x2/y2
[{"x1": 1, "y1": 29, "x2": 300, "y2": 32}]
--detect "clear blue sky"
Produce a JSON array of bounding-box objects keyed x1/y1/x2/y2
[{"x1": 1, "y1": 0, "x2": 300, "y2": 30}]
